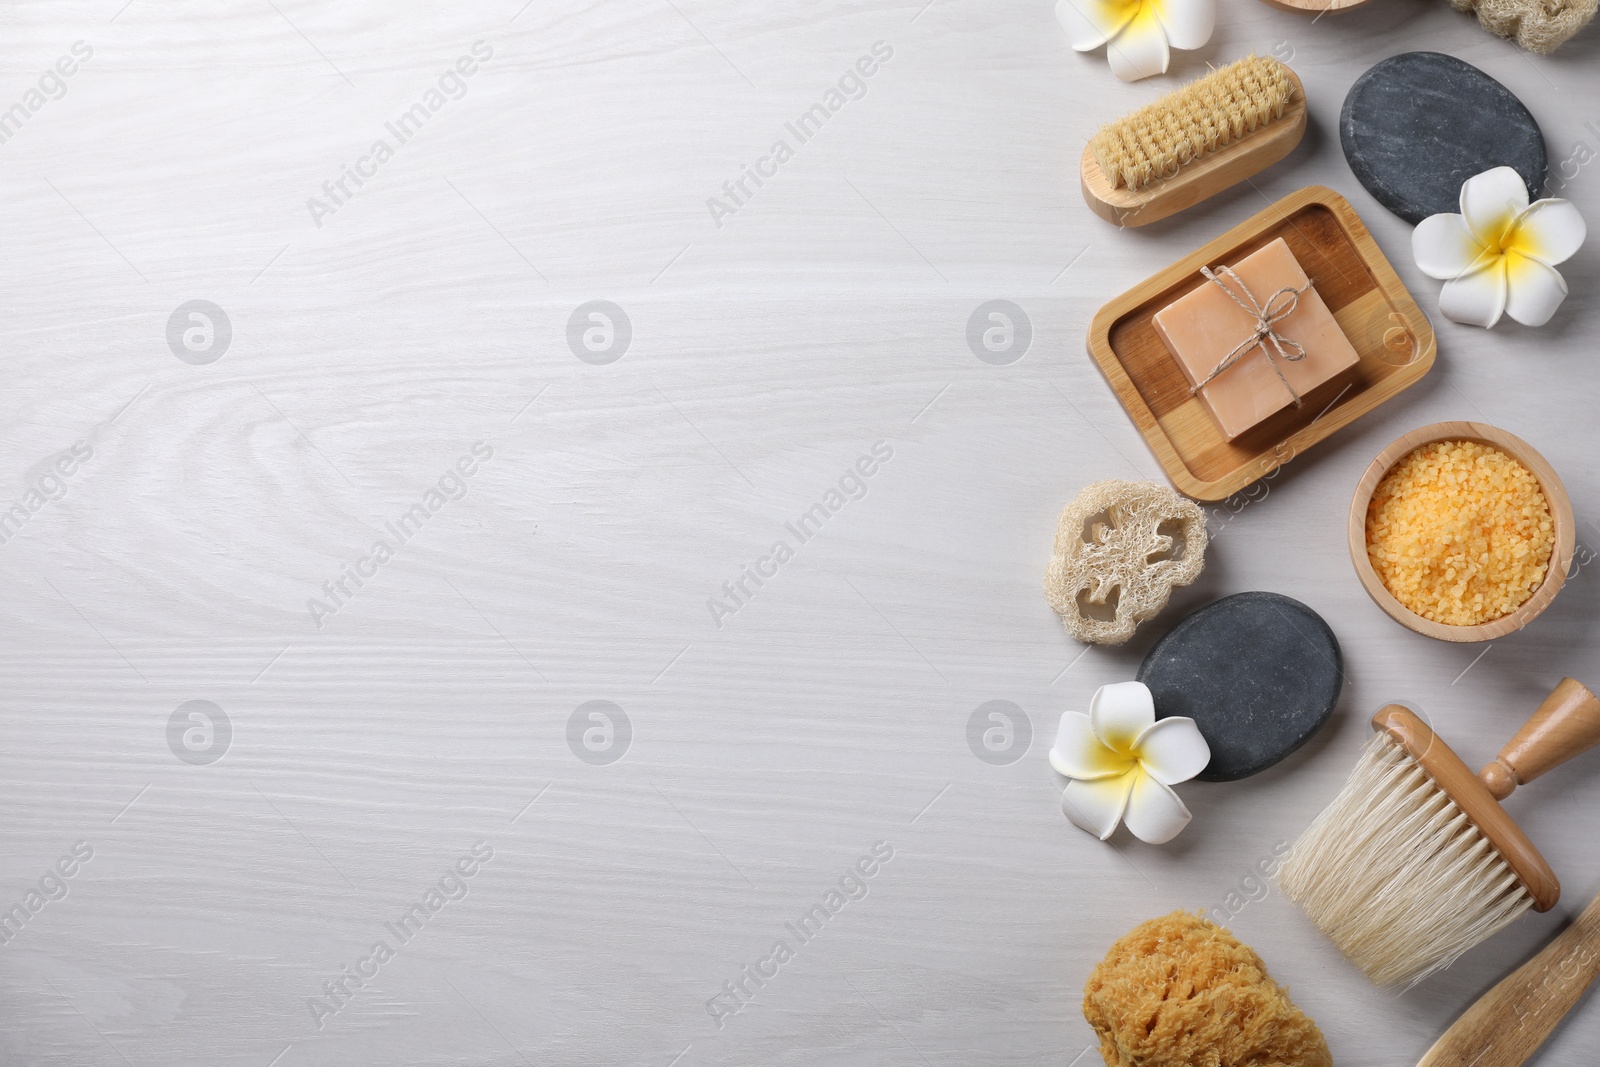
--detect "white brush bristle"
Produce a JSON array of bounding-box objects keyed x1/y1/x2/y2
[{"x1": 1276, "y1": 732, "x2": 1533, "y2": 988}]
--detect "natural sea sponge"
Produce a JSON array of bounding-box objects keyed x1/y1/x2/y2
[
  {"x1": 1083, "y1": 911, "x2": 1332, "y2": 1067},
  {"x1": 1449, "y1": 0, "x2": 1596, "y2": 53},
  {"x1": 1045, "y1": 481, "x2": 1206, "y2": 646}
]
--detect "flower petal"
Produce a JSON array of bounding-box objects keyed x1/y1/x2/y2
[
  {"x1": 1063, "y1": 774, "x2": 1135, "y2": 840},
  {"x1": 1438, "y1": 259, "x2": 1508, "y2": 328},
  {"x1": 1089, "y1": 681, "x2": 1156, "y2": 754},
  {"x1": 1509, "y1": 198, "x2": 1587, "y2": 267},
  {"x1": 1122, "y1": 771, "x2": 1193, "y2": 844},
  {"x1": 1460, "y1": 166, "x2": 1531, "y2": 244},
  {"x1": 1056, "y1": 0, "x2": 1138, "y2": 51},
  {"x1": 1132, "y1": 716, "x2": 1211, "y2": 785},
  {"x1": 1413, "y1": 212, "x2": 1490, "y2": 280},
  {"x1": 1154, "y1": 0, "x2": 1214, "y2": 50},
  {"x1": 1106, "y1": 11, "x2": 1170, "y2": 81},
  {"x1": 1503, "y1": 253, "x2": 1569, "y2": 327},
  {"x1": 1051, "y1": 712, "x2": 1137, "y2": 780}
]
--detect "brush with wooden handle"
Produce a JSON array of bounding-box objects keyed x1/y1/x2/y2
[
  {"x1": 1417, "y1": 885, "x2": 1600, "y2": 1067},
  {"x1": 1276, "y1": 678, "x2": 1600, "y2": 987}
]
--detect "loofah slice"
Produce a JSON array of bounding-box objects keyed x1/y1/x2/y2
[
  {"x1": 1084, "y1": 911, "x2": 1332, "y2": 1067},
  {"x1": 1045, "y1": 481, "x2": 1206, "y2": 646},
  {"x1": 1089, "y1": 55, "x2": 1296, "y2": 191},
  {"x1": 1449, "y1": 0, "x2": 1596, "y2": 53}
]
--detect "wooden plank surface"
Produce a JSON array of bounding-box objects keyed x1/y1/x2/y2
[{"x1": 0, "y1": 2, "x2": 1597, "y2": 1065}]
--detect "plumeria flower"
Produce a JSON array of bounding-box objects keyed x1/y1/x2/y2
[
  {"x1": 1050, "y1": 681, "x2": 1210, "y2": 844},
  {"x1": 1413, "y1": 166, "x2": 1587, "y2": 328},
  {"x1": 1056, "y1": 0, "x2": 1215, "y2": 82}
]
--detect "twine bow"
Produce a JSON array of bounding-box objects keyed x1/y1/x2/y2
[{"x1": 1190, "y1": 265, "x2": 1311, "y2": 407}]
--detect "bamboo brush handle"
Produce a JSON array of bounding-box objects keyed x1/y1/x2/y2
[
  {"x1": 1480, "y1": 678, "x2": 1600, "y2": 800},
  {"x1": 1415, "y1": 887, "x2": 1600, "y2": 1067}
]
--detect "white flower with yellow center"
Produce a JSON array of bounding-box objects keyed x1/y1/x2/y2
[
  {"x1": 1056, "y1": 0, "x2": 1215, "y2": 82},
  {"x1": 1050, "y1": 681, "x2": 1210, "y2": 844},
  {"x1": 1413, "y1": 166, "x2": 1587, "y2": 329}
]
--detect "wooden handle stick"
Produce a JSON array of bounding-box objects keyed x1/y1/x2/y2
[
  {"x1": 1480, "y1": 679, "x2": 1600, "y2": 801},
  {"x1": 1416, "y1": 887, "x2": 1600, "y2": 1067}
]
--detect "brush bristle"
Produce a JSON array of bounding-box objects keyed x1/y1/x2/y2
[
  {"x1": 1090, "y1": 55, "x2": 1295, "y2": 191},
  {"x1": 1275, "y1": 732, "x2": 1533, "y2": 988}
]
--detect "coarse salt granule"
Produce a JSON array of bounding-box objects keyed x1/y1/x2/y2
[{"x1": 1365, "y1": 440, "x2": 1554, "y2": 626}]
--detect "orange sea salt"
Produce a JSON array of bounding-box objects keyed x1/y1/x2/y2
[{"x1": 1365, "y1": 440, "x2": 1554, "y2": 627}]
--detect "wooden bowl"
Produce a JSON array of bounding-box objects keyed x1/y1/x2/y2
[{"x1": 1347, "y1": 422, "x2": 1575, "y2": 643}]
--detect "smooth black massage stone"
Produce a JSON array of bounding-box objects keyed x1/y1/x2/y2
[
  {"x1": 1340, "y1": 52, "x2": 1546, "y2": 226},
  {"x1": 1137, "y1": 592, "x2": 1341, "y2": 782}
]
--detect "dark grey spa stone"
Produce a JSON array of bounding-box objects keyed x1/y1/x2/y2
[
  {"x1": 1340, "y1": 52, "x2": 1546, "y2": 226},
  {"x1": 1137, "y1": 592, "x2": 1341, "y2": 783}
]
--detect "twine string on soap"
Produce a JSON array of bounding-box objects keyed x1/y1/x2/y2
[{"x1": 1191, "y1": 265, "x2": 1311, "y2": 408}]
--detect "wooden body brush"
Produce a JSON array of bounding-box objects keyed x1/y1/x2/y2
[
  {"x1": 1276, "y1": 678, "x2": 1600, "y2": 988},
  {"x1": 1081, "y1": 55, "x2": 1306, "y2": 227},
  {"x1": 1415, "y1": 884, "x2": 1600, "y2": 1066}
]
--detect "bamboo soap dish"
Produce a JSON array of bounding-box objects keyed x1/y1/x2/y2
[
  {"x1": 1081, "y1": 67, "x2": 1307, "y2": 228},
  {"x1": 1085, "y1": 186, "x2": 1435, "y2": 502}
]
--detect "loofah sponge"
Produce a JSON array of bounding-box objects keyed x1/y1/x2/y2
[
  {"x1": 1449, "y1": 0, "x2": 1596, "y2": 53},
  {"x1": 1084, "y1": 911, "x2": 1332, "y2": 1067},
  {"x1": 1045, "y1": 481, "x2": 1206, "y2": 646}
]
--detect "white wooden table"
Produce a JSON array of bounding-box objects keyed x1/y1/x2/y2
[{"x1": 1, "y1": 2, "x2": 1597, "y2": 1065}]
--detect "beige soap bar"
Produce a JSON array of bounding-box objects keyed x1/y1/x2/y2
[{"x1": 1153, "y1": 238, "x2": 1360, "y2": 441}]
